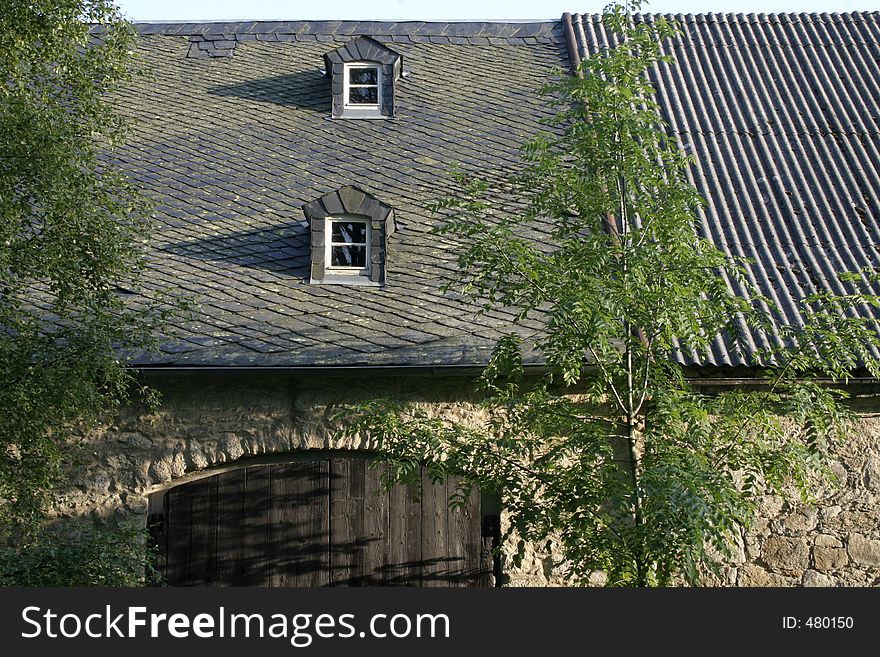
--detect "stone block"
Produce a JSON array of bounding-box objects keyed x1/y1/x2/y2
[
  {"x1": 782, "y1": 508, "x2": 818, "y2": 532},
  {"x1": 821, "y1": 505, "x2": 842, "y2": 520},
  {"x1": 814, "y1": 533, "x2": 842, "y2": 548},
  {"x1": 803, "y1": 570, "x2": 837, "y2": 587},
  {"x1": 761, "y1": 536, "x2": 809, "y2": 572},
  {"x1": 738, "y1": 564, "x2": 792, "y2": 586},
  {"x1": 847, "y1": 533, "x2": 880, "y2": 566},
  {"x1": 759, "y1": 494, "x2": 785, "y2": 518},
  {"x1": 864, "y1": 455, "x2": 880, "y2": 492},
  {"x1": 813, "y1": 546, "x2": 848, "y2": 571}
]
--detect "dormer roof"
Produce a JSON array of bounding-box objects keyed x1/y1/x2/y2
[
  {"x1": 322, "y1": 35, "x2": 402, "y2": 71},
  {"x1": 323, "y1": 36, "x2": 403, "y2": 119}
]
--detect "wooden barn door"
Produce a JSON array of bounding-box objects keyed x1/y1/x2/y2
[{"x1": 149, "y1": 457, "x2": 497, "y2": 587}]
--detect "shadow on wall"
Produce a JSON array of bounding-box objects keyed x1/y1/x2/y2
[
  {"x1": 160, "y1": 222, "x2": 310, "y2": 280},
  {"x1": 209, "y1": 70, "x2": 330, "y2": 111}
]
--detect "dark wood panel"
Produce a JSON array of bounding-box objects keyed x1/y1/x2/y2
[
  {"x1": 164, "y1": 482, "x2": 193, "y2": 585},
  {"x1": 187, "y1": 475, "x2": 218, "y2": 586},
  {"x1": 268, "y1": 460, "x2": 330, "y2": 586},
  {"x1": 330, "y1": 458, "x2": 391, "y2": 585},
  {"x1": 420, "y1": 470, "x2": 449, "y2": 587},
  {"x1": 447, "y1": 477, "x2": 482, "y2": 586},
  {"x1": 154, "y1": 456, "x2": 491, "y2": 587},
  {"x1": 387, "y1": 475, "x2": 422, "y2": 586},
  {"x1": 241, "y1": 465, "x2": 271, "y2": 585},
  {"x1": 329, "y1": 457, "x2": 357, "y2": 585},
  {"x1": 216, "y1": 468, "x2": 246, "y2": 585},
  {"x1": 362, "y1": 460, "x2": 391, "y2": 584}
]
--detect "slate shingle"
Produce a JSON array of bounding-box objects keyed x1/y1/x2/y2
[
  {"x1": 116, "y1": 13, "x2": 880, "y2": 369},
  {"x1": 116, "y1": 20, "x2": 564, "y2": 367}
]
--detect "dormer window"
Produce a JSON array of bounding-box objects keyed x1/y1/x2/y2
[
  {"x1": 323, "y1": 37, "x2": 402, "y2": 119},
  {"x1": 327, "y1": 217, "x2": 370, "y2": 273},
  {"x1": 345, "y1": 63, "x2": 381, "y2": 108},
  {"x1": 304, "y1": 186, "x2": 395, "y2": 286}
]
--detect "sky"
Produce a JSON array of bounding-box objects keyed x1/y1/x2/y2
[{"x1": 114, "y1": 0, "x2": 878, "y2": 22}]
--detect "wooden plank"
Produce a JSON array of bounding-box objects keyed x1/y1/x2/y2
[
  {"x1": 241, "y1": 465, "x2": 271, "y2": 585},
  {"x1": 215, "y1": 468, "x2": 246, "y2": 585},
  {"x1": 186, "y1": 475, "x2": 218, "y2": 586},
  {"x1": 363, "y1": 459, "x2": 390, "y2": 585},
  {"x1": 164, "y1": 483, "x2": 193, "y2": 586},
  {"x1": 268, "y1": 460, "x2": 330, "y2": 586},
  {"x1": 420, "y1": 470, "x2": 449, "y2": 587},
  {"x1": 446, "y1": 476, "x2": 482, "y2": 587},
  {"x1": 387, "y1": 474, "x2": 421, "y2": 586},
  {"x1": 329, "y1": 457, "x2": 359, "y2": 586},
  {"x1": 329, "y1": 457, "x2": 391, "y2": 585}
]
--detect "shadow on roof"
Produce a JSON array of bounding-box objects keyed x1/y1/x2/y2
[
  {"x1": 208, "y1": 70, "x2": 330, "y2": 111},
  {"x1": 161, "y1": 222, "x2": 310, "y2": 280}
]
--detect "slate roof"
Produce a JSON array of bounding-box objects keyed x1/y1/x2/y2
[
  {"x1": 117, "y1": 20, "x2": 568, "y2": 367},
  {"x1": 567, "y1": 11, "x2": 880, "y2": 366},
  {"x1": 117, "y1": 14, "x2": 880, "y2": 369}
]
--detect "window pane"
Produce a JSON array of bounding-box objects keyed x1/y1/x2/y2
[
  {"x1": 331, "y1": 245, "x2": 367, "y2": 268},
  {"x1": 331, "y1": 221, "x2": 367, "y2": 244},
  {"x1": 348, "y1": 87, "x2": 378, "y2": 105},
  {"x1": 349, "y1": 67, "x2": 378, "y2": 85}
]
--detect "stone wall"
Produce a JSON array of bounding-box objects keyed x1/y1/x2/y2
[
  {"x1": 58, "y1": 371, "x2": 880, "y2": 586},
  {"x1": 733, "y1": 394, "x2": 880, "y2": 587}
]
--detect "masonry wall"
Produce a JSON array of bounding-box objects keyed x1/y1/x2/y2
[{"x1": 60, "y1": 371, "x2": 880, "y2": 587}]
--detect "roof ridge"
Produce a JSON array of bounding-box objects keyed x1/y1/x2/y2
[
  {"x1": 120, "y1": 13, "x2": 880, "y2": 39},
  {"x1": 126, "y1": 19, "x2": 561, "y2": 38},
  {"x1": 130, "y1": 18, "x2": 559, "y2": 25},
  {"x1": 571, "y1": 10, "x2": 880, "y2": 22}
]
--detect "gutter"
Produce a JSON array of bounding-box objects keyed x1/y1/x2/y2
[
  {"x1": 132, "y1": 365, "x2": 880, "y2": 391},
  {"x1": 686, "y1": 376, "x2": 880, "y2": 391},
  {"x1": 133, "y1": 363, "x2": 552, "y2": 377}
]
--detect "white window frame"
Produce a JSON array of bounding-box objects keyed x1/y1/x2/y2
[
  {"x1": 325, "y1": 215, "x2": 371, "y2": 276},
  {"x1": 343, "y1": 62, "x2": 382, "y2": 109}
]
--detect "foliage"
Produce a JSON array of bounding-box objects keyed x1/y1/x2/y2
[
  {"x1": 0, "y1": 0, "x2": 177, "y2": 582},
  {"x1": 0, "y1": 520, "x2": 158, "y2": 586},
  {"x1": 341, "y1": 1, "x2": 880, "y2": 586}
]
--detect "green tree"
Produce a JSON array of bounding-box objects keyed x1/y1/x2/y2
[
  {"x1": 0, "y1": 0, "x2": 172, "y2": 581},
  {"x1": 342, "y1": 2, "x2": 880, "y2": 586},
  {"x1": 0, "y1": 521, "x2": 159, "y2": 586}
]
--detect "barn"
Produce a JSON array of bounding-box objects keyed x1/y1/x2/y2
[{"x1": 64, "y1": 11, "x2": 880, "y2": 586}]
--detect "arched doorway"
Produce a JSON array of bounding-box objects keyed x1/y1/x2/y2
[{"x1": 148, "y1": 455, "x2": 499, "y2": 586}]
